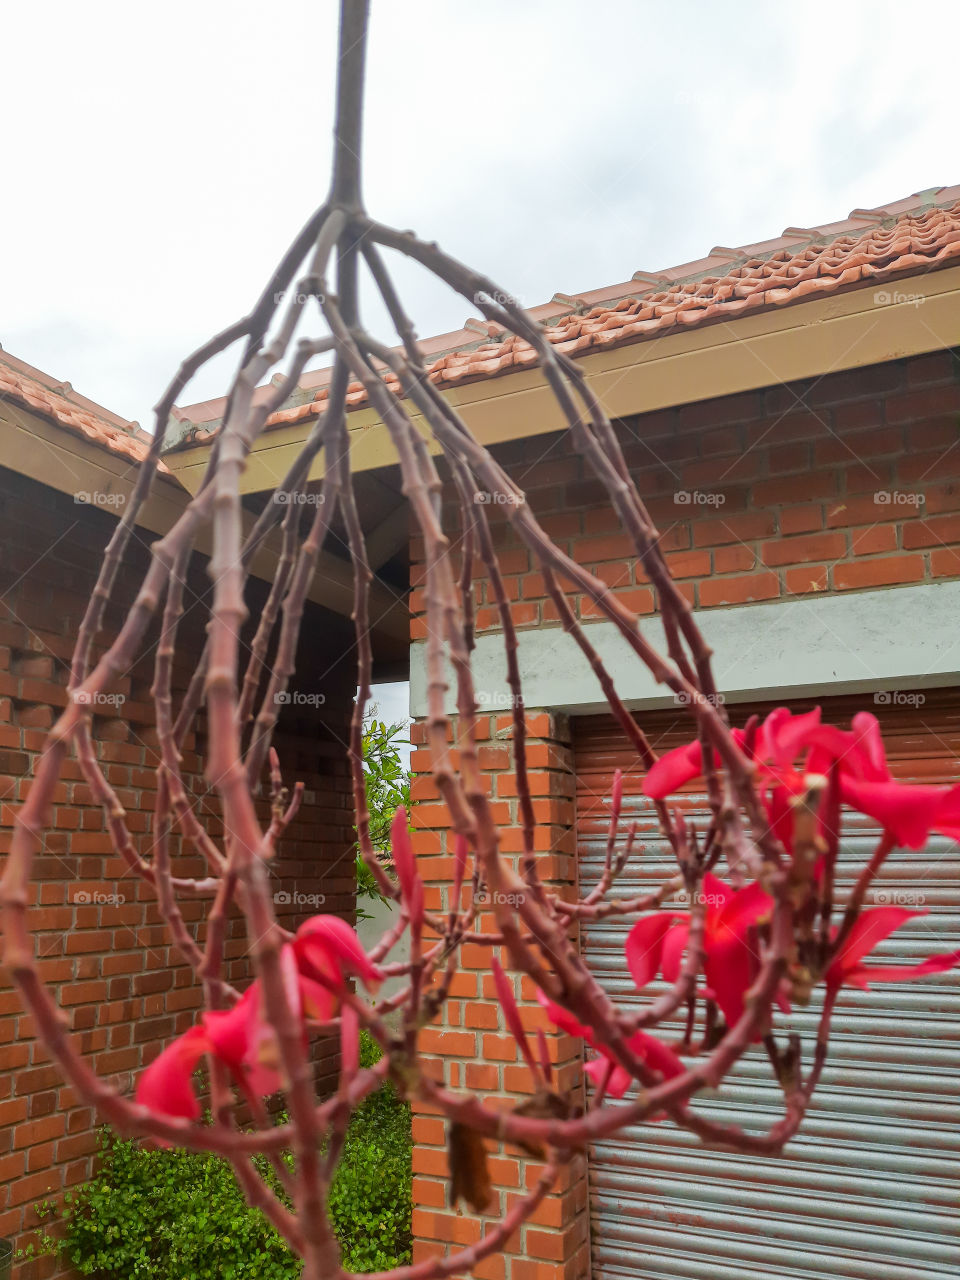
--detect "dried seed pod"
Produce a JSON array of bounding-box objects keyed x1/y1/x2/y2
[{"x1": 448, "y1": 1122, "x2": 493, "y2": 1212}]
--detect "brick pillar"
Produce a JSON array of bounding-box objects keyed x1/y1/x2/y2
[{"x1": 410, "y1": 709, "x2": 591, "y2": 1280}]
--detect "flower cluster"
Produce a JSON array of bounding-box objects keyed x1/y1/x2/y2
[
  {"x1": 136, "y1": 916, "x2": 381, "y2": 1122},
  {"x1": 530, "y1": 706, "x2": 960, "y2": 1095},
  {"x1": 633, "y1": 706, "x2": 960, "y2": 1018},
  {"x1": 644, "y1": 704, "x2": 960, "y2": 850}
]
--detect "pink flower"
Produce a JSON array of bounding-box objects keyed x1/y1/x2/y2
[
  {"x1": 137, "y1": 916, "x2": 379, "y2": 1122},
  {"x1": 536, "y1": 990, "x2": 684, "y2": 1103},
  {"x1": 643, "y1": 705, "x2": 960, "y2": 850},
  {"x1": 135, "y1": 1025, "x2": 210, "y2": 1122},
  {"x1": 625, "y1": 873, "x2": 779, "y2": 1033},
  {"x1": 826, "y1": 907, "x2": 960, "y2": 991},
  {"x1": 389, "y1": 807, "x2": 424, "y2": 931},
  {"x1": 293, "y1": 914, "x2": 383, "y2": 998}
]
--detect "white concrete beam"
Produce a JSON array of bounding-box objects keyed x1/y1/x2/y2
[{"x1": 409, "y1": 581, "x2": 960, "y2": 718}]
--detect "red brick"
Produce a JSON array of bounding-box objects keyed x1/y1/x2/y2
[
  {"x1": 833, "y1": 556, "x2": 925, "y2": 590},
  {"x1": 693, "y1": 511, "x2": 776, "y2": 547},
  {"x1": 930, "y1": 548, "x2": 960, "y2": 577},
  {"x1": 851, "y1": 526, "x2": 898, "y2": 555},
  {"x1": 579, "y1": 587, "x2": 654, "y2": 619},
  {"x1": 885, "y1": 385, "x2": 960, "y2": 424},
  {"x1": 412, "y1": 1177, "x2": 447, "y2": 1209},
  {"x1": 814, "y1": 426, "x2": 901, "y2": 464},
  {"x1": 465, "y1": 1063, "x2": 500, "y2": 1090},
  {"x1": 905, "y1": 420, "x2": 960, "y2": 451},
  {"x1": 575, "y1": 533, "x2": 634, "y2": 562},
  {"x1": 825, "y1": 495, "x2": 912, "y2": 527},
  {"x1": 751, "y1": 472, "x2": 838, "y2": 507},
  {"x1": 761, "y1": 532, "x2": 846, "y2": 567},
  {"x1": 902, "y1": 515, "x2": 960, "y2": 549},
  {"x1": 785, "y1": 565, "x2": 829, "y2": 594},
  {"x1": 664, "y1": 550, "x2": 711, "y2": 578},
  {"x1": 906, "y1": 351, "x2": 957, "y2": 386},
  {"x1": 767, "y1": 443, "x2": 810, "y2": 474},
  {"x1": 418, "y1": 1028, "x2": 476, "y2": 1057},
  {"x1": 713, "y1": 545, "x2": 757, "y2": 574},
  {"x1": 699, "y1": 572, "x2": 780, "y2": 608},
  {"x1": 745, "y1": 411, "x2": 829, "y2": 445}
]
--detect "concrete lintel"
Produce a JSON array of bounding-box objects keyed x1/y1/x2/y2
[{"x1": 409, "y1": 582, "x2": 960, "y2": 718}]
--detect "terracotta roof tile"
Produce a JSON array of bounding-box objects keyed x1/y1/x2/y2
[
  {"x1": 168, "y1": 186, "x2": 960, "y2": 449},
  {"x1": 0, "y1": 349, "x2": 164, "y2": 469}
]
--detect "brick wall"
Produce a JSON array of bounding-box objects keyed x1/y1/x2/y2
[
  {"x1": 410, "y1": 711, "x2": 590, "y2": 1280},
  {"x1": 0, "y1": 468, "x2": 356, "y2": 1276},
  {"x1": 409, "y1": 348, "x2": 960, "y2": 630},
  {"x1": 407, "y1": 348, "x2": 960, "y2": 1280}
]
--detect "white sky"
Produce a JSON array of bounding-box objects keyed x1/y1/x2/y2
[{"x1": 3, "y1": 0, "x2": 959, "y2": 434}]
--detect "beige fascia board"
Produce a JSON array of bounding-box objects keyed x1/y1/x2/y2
[
  {"x1": 0, "y1": 404, "x2": 408, "y2": 643},
  {"x1": 164, "y1": 264, "x2": 960, "y2": 497}
]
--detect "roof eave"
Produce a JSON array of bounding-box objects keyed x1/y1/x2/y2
[{"x1": 162, "y1": 262, "x2": 960, "y2": 497}]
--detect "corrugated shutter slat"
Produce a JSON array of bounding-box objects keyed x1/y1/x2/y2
[{"x1": 574, "y1": 692, "x2": 960, "y2": 1280}]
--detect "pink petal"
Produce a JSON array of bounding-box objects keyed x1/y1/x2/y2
[
  {"x1": 839, "y1": 777, "x2": 959, "y2": 850},
  {"x1": 203, "y1": 987, "x2": 258, "y2": 1071},
  {"x1": 848, "y1": 713, "x2": 890, "y2": 782},
  {"x1": 584, "y1": 1054, "x2": 632, "y2": 1098},
  {"x1": 715, "y1": 880, "x2": 773, "y2": 937},
  {"x1": 341, "y1": 1003, "x2": 359, "y2": 1075},
  {"x1": 627, "y1": 1030, "x2": 684, "y2": 1082},
  {"x1": 827, "y1": 906, "x2": 924, "y2": 983},
  {"x1": 762, "y1": 780, "x2": 796, "y2": 849},
  {"x1": 585, "y1": 1033, "x2": 684, "y2": 1109},
  {"x1": 298, "y1": 973, "x2": 337, "y2": 1022},
  {"x1": 535, "y1": 989, "x2": 594, "y2": 1043},
  {"x1": 390, "y1": 807, "x2": 418, "y2": 910},
  {"x1": 758, "y1": 706, "x2": 822, "y2": 768},
  {"x1": 625, "y1": 913, "x2": 683, "y2": 988},
  {"x1": 135, "y1": 1025, "x2": 209, "y2": 1121},
  {"x1": 660, "y1": 921, "x2": 690, "y2": 983},
  {"x1": 701, "y1": 872, "x2": 735, "y2": 915},
  {"x1": 294, "y1": 915, "x2": 382, "y2": 993},
  {"x1": 642, "y1": 742, "x2": 703, "y2": 799},
  {"x1": 703, "y1": 938, "x2": 758, "y2": 1031},
  {"x1": 845, "y1": 948, "x2": 960, "y2": 990},
  {"x1": 492, "y1": 958, "x2": 536, "y2": 1071}
]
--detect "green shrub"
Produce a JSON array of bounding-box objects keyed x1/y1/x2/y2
[
  {"x1": 32, "y1": 1033, "x2": 411, "y2": 1277},
  {"x1": 328, "y1": 1036, "x2": 412, "y2": 1273}
]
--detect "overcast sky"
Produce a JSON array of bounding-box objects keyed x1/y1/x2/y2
[{"x1": 3, "y1": 0, "x2": 959, "y2": 432}]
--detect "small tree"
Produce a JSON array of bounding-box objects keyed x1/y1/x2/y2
[
  {"x1": 2, "y1": 4, "x2": 959, "y2": 1279},
  {"x1": 357, "y1": 712, "x2": 410, "y2": 916}
]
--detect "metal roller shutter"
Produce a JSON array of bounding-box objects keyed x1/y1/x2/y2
[{"x1": 573, "y1": 691, "x2": 960, "y2": 1280}]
